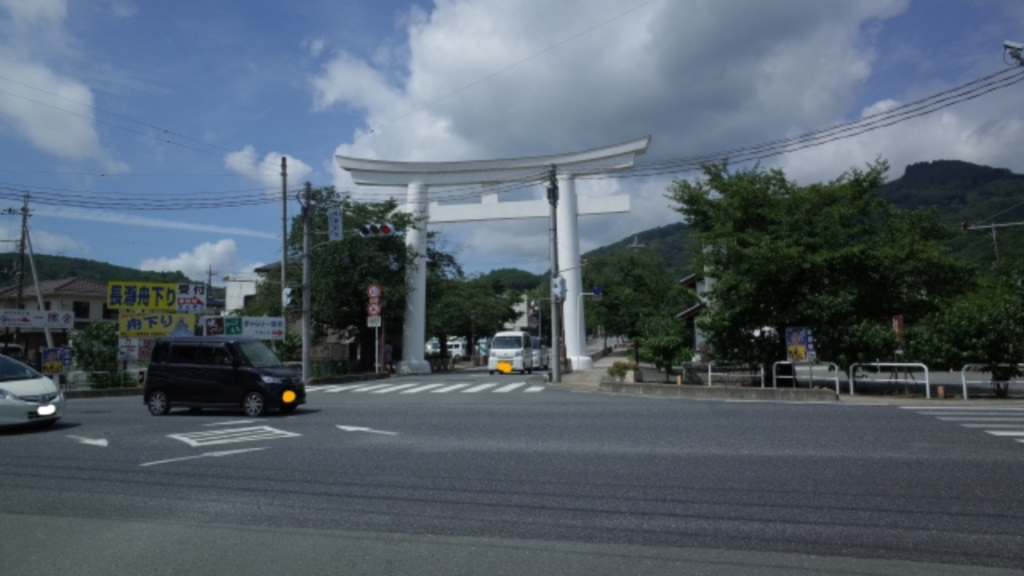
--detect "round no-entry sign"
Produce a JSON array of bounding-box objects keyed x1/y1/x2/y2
[{"x1": 367, "y1": 284, "x2": 382, "y2": 299}]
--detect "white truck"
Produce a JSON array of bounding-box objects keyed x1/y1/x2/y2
[{"x1": 487, "y1": 331, "x2": 533, "y2": 375}]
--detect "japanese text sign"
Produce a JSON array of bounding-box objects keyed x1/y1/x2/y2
[{"x1": 119, "y1": 312, "x2": 196, "y2": 338}]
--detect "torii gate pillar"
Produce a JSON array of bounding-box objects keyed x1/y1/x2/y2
[{"x1": 337, "y1": 136, "x2": 650, "y2": 375}]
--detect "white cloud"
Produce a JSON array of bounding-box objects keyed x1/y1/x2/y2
[
  {"x1": 225, "y1": 145, "x2": 313, "y2": 192},
  {"x1": 33, "y1": 206, "x2": 277, "y2": 239},
  {"x1": 313, "y1": 0, "x2": 1024, "y2": 270},
  {"x1": 140, "y1": 239, "x2": 239, "y2": 282},
  {"x1": 0, "y1": 0, "x2": 126, "y2": 171}
]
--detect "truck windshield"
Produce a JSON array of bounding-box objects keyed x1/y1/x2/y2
[{"x1": 491, "y1": 335, "x2": 523, "y2": 349}]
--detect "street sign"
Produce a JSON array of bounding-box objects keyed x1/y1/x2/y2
[
  {"x1": 328, "y1": 207, "x2": 343, "y2": 241},
  {"x1": 367, "y1": 316, "x2": 381, "y2": 328},
  {"x1": 367, "y1": 284, "x2": 382, "y2": 299},
  {"x1": 367, "y1": 303, "x2": 381, "y2": 316}
]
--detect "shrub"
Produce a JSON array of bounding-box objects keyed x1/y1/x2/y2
[{"x1": 607, "y1": 360, "x2": 638, "y2": 378}]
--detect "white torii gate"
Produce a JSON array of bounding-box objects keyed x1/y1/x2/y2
[{"x1": 336, "y1": 136, "x2": 650, "y2": 374}]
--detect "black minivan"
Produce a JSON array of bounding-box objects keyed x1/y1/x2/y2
[{"x1": 143, "y1": 336, "x2": 305, "y2": 417}]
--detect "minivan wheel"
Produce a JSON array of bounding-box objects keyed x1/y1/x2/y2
[
  {"x1": 242, "y1": 391, "x2": 266, "y2": 417},
  {"x1": 147, "y1": 390, "x2": 170, "y2": 416}
]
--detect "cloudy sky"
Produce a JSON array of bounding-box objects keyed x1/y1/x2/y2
[{"x1": 1, "y1": 0, "x2": 1022, "y2": 282}]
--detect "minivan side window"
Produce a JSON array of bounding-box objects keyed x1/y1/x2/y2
[
  {"x1": 168, "y1": 344, "x2": 201, "y2": 365},
  {"x1": 151, "y1": 343, "x2": 169, "y2": 364}
]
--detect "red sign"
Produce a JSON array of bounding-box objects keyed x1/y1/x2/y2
[
  {"x1": 367, "y1": 284, "x2": 382, "y2": 299},
  {"x1": 367, "y1": 303, "x2": 381, "y2": 316}
]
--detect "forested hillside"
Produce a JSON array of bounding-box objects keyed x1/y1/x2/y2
[{"x1": 0, "y1": 253, "x2": 192, "y2": 287}]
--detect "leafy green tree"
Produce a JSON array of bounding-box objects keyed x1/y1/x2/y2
[
  {"x1": 582, "y1": 249, "x2": 691, "y2": 363},
  {"x1": 638, "y1": 315, "x2": 693, "y2": 382},
  {"x1": 906, "y1": 270, "x2": 1024, "y2": 397},
  {"x1": 427, "y1": 274, "x2": 518, "y2": 359},
  {"x1": 70, "y1": 322, "x2": 133, "y2": 389},
  {"x1": 243, "y1": 186, "x2": 416, "y2": 371},
  {"x1": 667, "y1": 160, "x2": 974, "y2": 373}
]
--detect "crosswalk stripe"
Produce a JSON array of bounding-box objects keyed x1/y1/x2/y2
[
  {"x1": 322, "y1": 384, "x2": 365, "y2": 393},
  {"x1": 463, "y1": 384, "x2": 497, "y2": 393},
  {"x1": 372, "y1": 383, "x2": 421, "y2": 394},
  {"x1": 432, "y1": 384, "x2": 470, "y2": 393},
  {"x1": 350, "y1": 383, "x2": 396, "y2": 393},
  {"x1": 985, "y1": 431, "x2": 1024, "y2": 437},
  {"x1": 494, "y1": 383, "x2": 526, "y2": 393},
  {"x1": 401, "y1": 384, "x2": 446, "y2": 394},
  {"x1": 526, "y1": 386, "x2": 545, "y2": 392}
]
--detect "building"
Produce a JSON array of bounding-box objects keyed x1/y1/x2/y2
[{"x1": 0, "y1": 278, "x2": 114, "y2": 363}]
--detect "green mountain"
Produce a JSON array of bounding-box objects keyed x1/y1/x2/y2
[{"x1": 0, "y1": 253, "x2": 194, "y2": 287}]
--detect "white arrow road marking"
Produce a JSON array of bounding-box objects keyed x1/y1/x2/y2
[
  {"x1": 140, "y1": 447, "x2": 269, "y2": 467},
  {"x1": 67, "y1": 435, "x2": 108, "y2": 447},
  {"x1": 336, "y1": 425, "x2": 398, "y2": 436}
]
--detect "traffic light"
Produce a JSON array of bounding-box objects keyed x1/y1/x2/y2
[
  {"x1": 359, "y1": 223, "x2": 394, "y2": 237},
  {"x1": 551, "y1": 276, "x2": 566, "y2": 301},
  {"x1": 282, "y1": 287, "x2": 297, "y2": 308}
]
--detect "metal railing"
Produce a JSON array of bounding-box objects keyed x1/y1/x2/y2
[
  {"x1": 959, "y1": 364, "x2": 1024, "y2": 400},
  {"x1": 771, "y1": 361, "x2": 842, "y2": 394},
  {"x1": 849, "y1": 362, "x2": 931, "y2": 398},
  {"x1": 706, "y1": 362, "x2": 764, "y2": 388}
]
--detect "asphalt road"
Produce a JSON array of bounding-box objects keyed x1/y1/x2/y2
[{"x1": 2, "y1": 368, "x2": 1023, "y2": 575}]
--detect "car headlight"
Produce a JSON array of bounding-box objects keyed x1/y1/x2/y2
[
  {"x1": 261, "y1": 375, "x2": 284, "y2": 384},
  {"x1": 0, "y1": 388, "x2": 19, "y2": 400}
]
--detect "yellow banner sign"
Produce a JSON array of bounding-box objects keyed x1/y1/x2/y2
[
  {"x1": 119, "y1": 313, "x2": 196, "y2": 338},
  {"x1": 107, "y1": 282, "x2": 178, "y2": 311}
]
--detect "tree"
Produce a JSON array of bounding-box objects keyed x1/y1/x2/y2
[
  {"x1": 906, "y1": 270, "x2": 1024, "y2": 397},
  {"x1": 582, "y1": 249, "x2": 691, "y2": 363},
  {"x1": 638, "y1": 315, "x2": 693, "y2": 382},
  {"x1": 70, "y1": 322, "x2": 133, "y2": 389},
  {"x1": 667, "y1": 160, "x2": 974, "y2": 373},
  {"x1": 426, "y1": 274, "x2": 519, "y2": 359},
  {"x1": 242, "y1": 186, "x2": 417, "y2": 371}
]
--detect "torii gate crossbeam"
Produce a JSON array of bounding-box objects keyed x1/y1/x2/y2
[{"x1": 337, "y1": 136, "x2": 650, "y2": 374}]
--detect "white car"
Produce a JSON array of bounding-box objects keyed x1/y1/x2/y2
[{"x1": 0, "y1": 355, "x2": 65, "y2": 428}]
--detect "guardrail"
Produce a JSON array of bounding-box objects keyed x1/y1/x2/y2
[
  {"x1": 772, "y1": 361, "x2": 842, "y2": 395},
  {"x1": 849, "y1": 362, "x2": 931, "y2": 398},
  {"x1": 706, "y1": 362, "x2": 764, "y2": 388},
  {"x1": 959, "y1": 364, "x2": 1024, "y2": 399}
]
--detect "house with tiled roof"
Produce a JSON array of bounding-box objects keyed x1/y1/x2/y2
[{"x1": 0, "y1": 278, "x2": 116, "y2": 363}]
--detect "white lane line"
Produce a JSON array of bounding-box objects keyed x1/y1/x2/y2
[
  {"x1": 371, "y1": 383, "x2": 421, "y2": 394},
  {"x1": 432, "y1": 384, "x2": 470, "y2": 393},
  {"x1": 169, "y1": 426, "x2": 301, "y2": 447},
  {"x1": 463, "y1": 384, "x2": 497, "y2": 393},
  {"x1": 901, "y1": 406, "x2": 1024, "y2": 411},
  {"x1": 321, "y1": 384, "x2": 366, "y2": 393},
  {"x1": 350, "y1": 384, "x2": 397, "y2": 393},
  {"x1": 985, "y1": 431, "x2": 1024, "y2": 437},
  {"x1": 401, "y1": 384, "x2": 445, "y2": 394},
  {"x1": 961, "y1": 423, "x2": 1024, "y2": 428},
  {"x1": 494, "y1": 383, "x2": 526, "y2": 393},
  {"x1": 141, "y1": 447, "x2": 268, "y2": 467},
  {"x1": 937, "y1": 417, "x2": 1024, "y2": 422},
  {"x1": 337, "y1": 425, "x2": 398, "y2": 436},
  {"x1": 67, "y1": 435, "x2": 108, "y2": 447},
  {"x1": 203, "y1": 420, "x2": 256, "y2": 426},
  {"x1": 526, "y1": 386, "x2": 545, "y2": 393}
]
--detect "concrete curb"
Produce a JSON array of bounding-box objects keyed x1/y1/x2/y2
[{"x1": 599, "y1": 380, "x2": 838, "y2": 401}]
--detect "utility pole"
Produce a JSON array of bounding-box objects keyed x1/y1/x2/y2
[
  {"x1": 281, "y1": 156, "x2": 288, "y2": 317},
  {"x1": 301, "y1": 182, "x2": 312, "y2": 384},
  {"x1": 547, "y1": 165, "x2": 562, "y2": 384}
]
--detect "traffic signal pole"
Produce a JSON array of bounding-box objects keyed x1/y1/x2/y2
[
  {"x1": 547, "y1": 165, "x2": 562, "y2": 384},
  {"x1": 301, "y1": 182, "x2": 312, "y2": 384}
]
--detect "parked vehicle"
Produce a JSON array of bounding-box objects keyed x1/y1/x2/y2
[
  {"x1": 447, "y1": 339, "x2": 467, "y2": 361},
  {"x1": 143, "y1": 336, "x2": 304, "y2": 417},
  {"x1": 488, "y1": 331, "x2": 533, "y2": 375},
  {"x1": 530, "y1": 336, "x2": 550, "y2": 370},
  {"x1": 0, "y1": 353, "x2": 64, "y2": 428}
]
